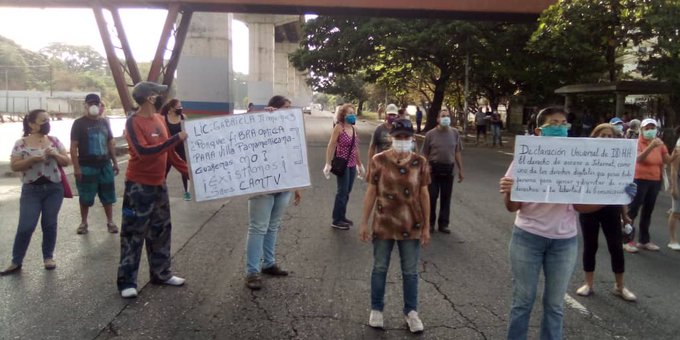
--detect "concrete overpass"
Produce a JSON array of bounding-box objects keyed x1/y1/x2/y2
[{"x1": 3, "y1": 1, "x2": 555, "y2": 114}]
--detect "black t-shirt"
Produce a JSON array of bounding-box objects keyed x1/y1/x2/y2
[
  {"x1": 165, "y1": 114, "x2": 184, "y2": 136},
  {"x1": 70, "y1": 116, "x2": 113, "y2": 167}
]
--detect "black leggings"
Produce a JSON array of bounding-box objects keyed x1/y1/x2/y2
[
  {"x1": 628, "y1": 179, "x2": 661, "y2": 244},
  {"x1": 579, "y1": 206, "x2": 625, "y2": 273}
]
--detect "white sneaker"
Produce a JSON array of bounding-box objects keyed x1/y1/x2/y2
[
  {"x1": 668, "y1": 242, "x2": 680, "y2": 251},
  {"x1": 121, "y1": 288, "x2": 138, "y2": 298},
  {"x1": 404, "y1": 310, "x2": 424, "y2": 333},
  {"x1": 623, "y1": 242, "x2": 639, "y2": 253},
  {"x1": 368, "y1": 310, "x2": 384, "y2": 329},
  {"x1": 163, "y1": 276, "x2": 186, "y2": 286}
]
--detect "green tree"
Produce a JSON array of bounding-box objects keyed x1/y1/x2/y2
[
  {"x1": 528, "y1": 0, "x2": 641, "y2": 99},
  {"x1": 291, "y1": 16, "x2": 477, "y2": 131},
  {"x1": 634, "y1": 0, "x2": 680, "y2": 125},
  {"x1": 40, "y1": 42, "x2": 106, "y2": 73}
]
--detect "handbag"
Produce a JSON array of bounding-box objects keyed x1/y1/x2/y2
[
  {"x1": 330, "y1": 127, "x2": 355, "y2": 176},
  {"x1": 48, "y1": 136, "x2": 73, "y2": 198}
]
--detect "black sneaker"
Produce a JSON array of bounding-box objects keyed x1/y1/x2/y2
[
  {"x1": 331, "y1": 221, "x2": 351, "y2": 230},
  {"x1": 262, "y1": 264, "x2": 289, "y2": 276},
  {"x1": 245, "y1": 273, "x2": 262, "y2": 290},
  {"x1": 343, "y1": 218, "x2": 354, "y2": 226},
  {"x1": 438, "y1": 226, "x2": 451, "y2": 234}
]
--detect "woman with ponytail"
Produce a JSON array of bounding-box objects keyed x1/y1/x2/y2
[{"x1": 0, "y1": 109, "x2": 70, "y2": 275}]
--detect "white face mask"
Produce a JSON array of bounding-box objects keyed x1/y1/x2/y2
[
  {"x1": 392, "y1": 139, "x2": 412, "y2": 153},
  {"x1": 88, "y1": 105, "x2": 100, "y2": 116}
]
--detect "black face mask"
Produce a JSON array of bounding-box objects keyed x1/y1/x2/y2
[
  {"x1": 39, "y1": 122, "x2": 51, "y2": 135},
  {"x1": 175, "y1": 108, "x2": 183, "y2": 116}
]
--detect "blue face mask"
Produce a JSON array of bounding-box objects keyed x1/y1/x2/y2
[
  {"x1": 345, "y1": 114, "x2": 357, "y2": 125},
  {"x1": 540, "y1": 125, "x2": 568, "y2": 137},
  {"x1": 440, "y1": 117, "x2": 451, "y2": 127}
]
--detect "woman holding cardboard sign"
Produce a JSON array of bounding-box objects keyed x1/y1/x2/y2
[
  {"x1": 576, "y1": 123, "x2": 637, "y2": 301},
  {"x1": 499, "y1": 107, "x2": 604, "y2": 340},
  {"x1": 244, "y1": 95, "x2": 302, "y2": 291}
]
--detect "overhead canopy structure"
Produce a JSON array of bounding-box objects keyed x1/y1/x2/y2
[
  {"x1": 3, "y1": 0, "x2": 556, "y2": 112},
  {"x1": 8, "y1": 0, "x2": 554, "y2": 19},
  {"x1": 555, "y1": 81, "x2": 673, "y2": 117}
]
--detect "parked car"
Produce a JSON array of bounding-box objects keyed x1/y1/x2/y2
[{"x1": 303, "y1": 106, "x2": 312, "y2": 114}]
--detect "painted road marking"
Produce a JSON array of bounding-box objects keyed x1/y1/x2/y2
[{"x1": 564, "y1": 294, "x2": 601, "y2": 320}]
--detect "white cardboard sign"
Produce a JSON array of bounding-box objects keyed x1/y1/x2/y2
[
  {"x1": 510, "y1": 136, "x2": 637, "y2": 204},
  {"x1": 183, "y1": 108, "x2": 311, "y2": 202}
]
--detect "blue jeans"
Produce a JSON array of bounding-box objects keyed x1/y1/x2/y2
[
  {"x1": 491, "y1": 124, "x2": 502, "y2": 146},
  {"x1": 371, "y1": 239, "x2": 420, "y2": 315},
  {"x1": 332, "y1": 166, "x2": 356, "y2": 224},
  {"x1": 246, "y1": 191, "x2": 292, "y2": 274},
  {"x1": 12, "y1": 182, "x2": 64, "y2": 265},
  {"x1": 507, "y1": 226, "x2": 577, "y2": 340}
]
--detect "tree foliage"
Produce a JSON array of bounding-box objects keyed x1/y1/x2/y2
[{"x1": 40, "y1": 42, "x2": 106, "y2": 73}]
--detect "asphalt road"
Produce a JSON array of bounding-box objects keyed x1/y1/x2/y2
[{"x1": 1, "y1": 110, "x2": 679, "y2": 339}]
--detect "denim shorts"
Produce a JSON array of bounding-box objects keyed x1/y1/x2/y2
[{"x1": 76, "y1": 163, "x2": 116, "y2": 206}]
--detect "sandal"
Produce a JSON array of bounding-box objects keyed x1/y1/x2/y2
[
  {"x1": 76, "y1": 223, "x2": 88, "y2": 235},
  {"x1": 106, "y1": 222, "x2": 119, "y2": 234},
  {"x1": 0, "y1": 263, "x2": 22, "y2": 276}
]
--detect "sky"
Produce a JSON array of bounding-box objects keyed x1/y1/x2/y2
[{"x1": 0, "y1": 8, "x2": 249, "y2": 74}]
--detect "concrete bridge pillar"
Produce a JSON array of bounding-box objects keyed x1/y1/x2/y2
[
  {"x1": 242, "y1": 15, "x2": 276, "y2": 106},
  {"x1": 176, "y1": 12, "x2": 234, "y2": 115}
]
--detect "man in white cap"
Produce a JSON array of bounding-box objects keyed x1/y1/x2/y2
[
  {"x1": 368, "y1": 103, "x2": 400, "y2": 164},
  {"x1": 116, "y1": 81, "x2": 189, "y2": 298}
]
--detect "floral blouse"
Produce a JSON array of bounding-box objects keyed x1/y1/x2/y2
[
  {"x1": 366, "y1": 151, "x2": 430, "y2": 240},
  {"x1": 11, "y1": 136, "x2": 65, "y2": 184}
]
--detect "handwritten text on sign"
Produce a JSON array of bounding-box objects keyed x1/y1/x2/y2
[
  {"x1": 511, "y1": 136, "x2": 637, "y2": 204},
  {"x1": 183, "y1": 108, "x2": 310, "y2": 202}
]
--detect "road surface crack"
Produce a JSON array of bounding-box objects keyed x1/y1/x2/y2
[{"x1": 421, "y1": 260, "x2": 488, "y2": 339}]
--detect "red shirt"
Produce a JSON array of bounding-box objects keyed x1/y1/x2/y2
[
  {"x1": 635, "y1": 137, "x2": 668, "y2": 181},
  {"x1": 125, "y1": 113, "x2": 188, "y2": 186}
]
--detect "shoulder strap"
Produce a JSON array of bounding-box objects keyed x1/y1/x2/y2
[{"x1": 344, "y1": 127, "x2": 356, "y2": 159}]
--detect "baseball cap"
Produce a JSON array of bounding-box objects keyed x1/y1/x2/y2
[
  {"x1": 609, "y1": 117, "x2": 623, "y2": 125},
  {"x1": 131, "y1": 81, "x2": 168, "y2": 105},
  {"x1": 85, "y1": 93, "x2": 101, "y2": 104},
  {"x1": 390, "y1": 118, "x2": 414, "y2": 137},
  {"x1": 641, "y1": 118, "x2": 658, "y2": 128},
  {"x1": 386, "y1": 103, "x2": 399, "y2": 115}
]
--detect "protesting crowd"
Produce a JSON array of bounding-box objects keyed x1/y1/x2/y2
[{"x1": 2, "y1": 80, "x2": 680, "y2": 339}]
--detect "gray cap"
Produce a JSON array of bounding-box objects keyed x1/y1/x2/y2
[{"x1": 131, "y1": 81, "x2": 168, "y2": 105}]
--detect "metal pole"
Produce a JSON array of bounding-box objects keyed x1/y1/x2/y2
[
  {"x1": 49, "y1": 64, "x2": 53, "y2": 97},
  {"x1": 463, "y1": 52, "x2": 469, "y2": 139},
  {"x1": 5, "y1": 69, "x2": 8, "y2": 114}
]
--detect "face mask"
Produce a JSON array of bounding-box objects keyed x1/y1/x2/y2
[
  {"x1": 613, "y1": 125, "x2": 623, "y2": 133},
  {"x1": 440, "y1": 117, "x2": 451, "y2": 127},
  {"x1": 39, "y1": 121, "x2": 51, "y2": 135},
  {"x1": 540, "y1": 125, "x2": 568, "y2": 137},
  {"x1": 392, "y1": 139, "x2": 412, "y2": 153},
  {"x1": 175, "y1": 108, "x2": 183, "y2": 116},
  {"x1": 88, "y1": 105, "x2": 100, "y2": 116},
  {"x1": 642, "y1": 129, "x2": 657, "y2": 140},
  {"x1": 386, "y1": 115, "x2": 397, "y2": 124},
  {"x1": 345, "y1": 114, "x2": 356, "y2": 125}
]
